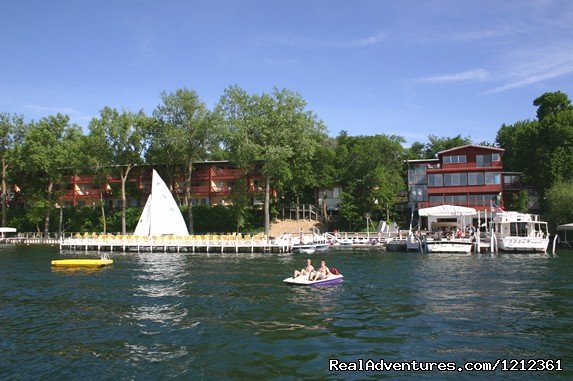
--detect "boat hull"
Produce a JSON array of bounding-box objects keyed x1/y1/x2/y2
[
  {"x1": 386, "y1": 238, "x2": 407, "y2": 252},
  {"x1": 496, "y1": 237, "x2": 550, "y2": 252},
  {"x1": 51, "y1": 259, "x2": 113, "y2": 267},
  {"x1": 425, "y1": 239, "x2": 473, "y2": 254},
  {"x1": 292, "y1": 245, "x2": 316, "y2": 254},
  {"x1": 283, "y1": 274, "x2": 343, "y2": 286}
]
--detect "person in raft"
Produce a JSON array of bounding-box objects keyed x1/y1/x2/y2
[
  {"x1": 311, "y1": 260, "x2": 332, "y2": 281},
  {"x1": 293, "y1": 259, "x2": 314, "y2": 278}
]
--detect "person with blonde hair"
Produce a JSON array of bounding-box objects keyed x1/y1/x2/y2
[{"x1": 293, "y1": 259, "x2": 314, "y2": 278}]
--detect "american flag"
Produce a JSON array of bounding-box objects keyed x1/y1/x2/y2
[{"x1": 490, "y1": 201, "x2": 503, "y2": 212}]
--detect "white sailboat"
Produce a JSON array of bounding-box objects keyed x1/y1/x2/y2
[{"x1": 133, "y1": 169, "x2": 189, "y2": 236}]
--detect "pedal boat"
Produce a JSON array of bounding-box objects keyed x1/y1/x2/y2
[{"x1": 283, "y1": 273, "x2": 343, "y2": 286}]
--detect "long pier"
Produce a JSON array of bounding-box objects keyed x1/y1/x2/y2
[{"x1": 59, "y1": 234, "x2": 293, "y2": 253}]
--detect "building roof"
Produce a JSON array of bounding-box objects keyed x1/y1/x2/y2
[
  {"x1": 437, "y1": 144, "x2": 504, "y2": 156},
  {"x1": 405, "y1": 158, "x2": 440, "y2": 163},
  {"x1": 418, "y1": 205, "x2": 478, "y2": 217}
]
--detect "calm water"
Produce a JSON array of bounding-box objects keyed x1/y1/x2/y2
[{"x1": 1, "y1": 245, "x2": 572, "y2": 380}]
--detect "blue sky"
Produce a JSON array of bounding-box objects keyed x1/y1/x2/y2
[{"x1": 1, "y1": 0, "x2": 573, "y2": 146}]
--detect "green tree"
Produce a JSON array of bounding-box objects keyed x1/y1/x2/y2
[
  {"x1": 152, "y1": 88, "x2": 222, "y2": 234},
  {"x1": 0, "y1": 113, "x2": 25, "y2": 226},
  {"x1": 423, "y1": 134, "x2": 473, "y2": 158},
  {"x1": 334, "y1": 133, "x2": 406, "y2": 230},
  {"x1": 84, "y1": 125, "x2": 115, "y2": 234},
  {"x1": 533, "y1": 91, "x2": 573, "y2": 121},
  {"x1": 506, "y1": 189, "x2": 529, "y2": 213},
  {"x1": 497, "y1": 91, "x2": 573, "y2": 198},
  {"x1": 17, "y1": 114, "x2": 83, "y2": 235},
  {"x1": 536, "y1": 106, "x2": 573, "y2": 191},
  {"x1": 88, "y1": 107, "x2": 152, "y2": 235},
  {"x1": 495, "y1": 120, "x2": 538, "y2": 178},
  {"x1": 219, "y1": 86, "x2": 326, "y2": 236},
  {"x1": 406, "y1": 141, "x2": 426, "y2": 160},
  {"x1": 545, "y1": 180, "x2": 573, "y2": 229}
]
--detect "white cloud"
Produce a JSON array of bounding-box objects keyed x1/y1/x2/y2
[
  {"x1": 414, "y1": 25, "x2": 526, "y2": 45},
  {"x1": 342, "y1": 32, "x2": 386, "y2": 48},
  {"x1": 419, "y1": 69, "x2": 490, "y2": 84},
  {"x1": 275, "y1": 31, "x2": 386, "y2": 49},
  {"x1": 482, "y1": 42, "x2": 573, "y2": 95},
  {"x1": 25, "y1": 104, "x2": 93, "y2": 123}
]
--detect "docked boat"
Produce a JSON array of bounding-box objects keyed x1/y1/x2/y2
[
  {"x1": 314, "y1": 243, "x2": 330, "y2": 251},
  {"x1": 336, "y1": 238, "x2": 353, "y2": 246},
  {"x1": 283, "y1": 273, "x2": 343, "y2": 286},
  {"x1": 489, "y1": 211, "x2": 550, "y2": 252},
  {"x1": 423, "y1": 233, "x2": 474, "y2": 254},
  {"x1": 385, "y1": 237, "x2": 407, "y2": 252},
  {"x1": 418, "y1": 205, "x2": 477, "y2": 254},
  {"x1": 292, "y1": 244, "x2": 316, "y2": 254}
]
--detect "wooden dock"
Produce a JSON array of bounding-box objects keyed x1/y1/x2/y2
[{"x1": 59, "y1": 234, "x2": 293, "y2": 253}]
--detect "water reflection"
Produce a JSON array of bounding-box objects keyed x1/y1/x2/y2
[
  {"x1": 51, "y1": 266, "x2": 109, "y2": 275},
  {"x1": 123, "y1": 252, "x2": 199, "y2": 368},
  {"x1": 409, "y1": 253, "x2": 556, "y2": 360},
  {"x1": 133, "y1": 252, "x2": 188, "y2": 298}
]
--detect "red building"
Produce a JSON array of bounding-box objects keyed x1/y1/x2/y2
[
  {"x1": 407, "y1": 145, "x2": 522, "y2": 212},
  {"x1": 61, "y1": 161, "x2": 265, "y2": 208}
]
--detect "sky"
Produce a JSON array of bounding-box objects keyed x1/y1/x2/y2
[{"x1": 1, "y1": 0, "x2": 573, "y2": 146}]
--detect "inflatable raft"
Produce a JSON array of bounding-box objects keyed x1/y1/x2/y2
[{"x1": 51, "y1": 258, "x2": 113, "y2": 267}]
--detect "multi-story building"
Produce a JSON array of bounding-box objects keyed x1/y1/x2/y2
[
  {"x1": 61, "y1": 161, "x2": 265, "y2": 208},
  {"x1": 407, "y1": 145, "x2": 522, "y2": 212}
]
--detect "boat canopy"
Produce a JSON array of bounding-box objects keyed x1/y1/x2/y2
[
  {"x1": 0, "y1": 227, "x2": 16, "y2": 238},
  {"x1": 557, "y1": 223, "x2": 573, "y2": 231},
  {"x1": 418, "y1": 205, "x2": 477, "y2": 217}
]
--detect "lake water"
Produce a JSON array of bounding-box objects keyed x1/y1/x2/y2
[{"x1": 1, "y1": 244, "x2": 572, "y2": 380}]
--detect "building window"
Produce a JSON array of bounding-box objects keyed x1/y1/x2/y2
[
  {"x1": 409, "y1": 163, "x2": 426, "y2": 174},
  {"x1": 408, "y1": 172, "x2": 427, "y2": 185},
  {"x1": 443, "y1": 155, "x2": 467, "y2": 164},
  {"x1": 485, "y1": 172, "x2": 501, "y2": 184},
  {"x1": 408, "y1": 164, "x2": 427, "y2": 185},
  {"x1": 503, "y1": 174, "x2": 521, "y2": 188},
  {"x1": 477, "y1": 154, "x2": 500, "y2": 167},
  {"x1": 444, "y1": 173, "x2": 467, "y2": 186},
  {"x1": 191, "y1": 198, "x2": 209, "y2": 205},
  {"x1": 468, "y1": 172, "x2": 485, "y2": 186},
  {"x1": 409, "y1": 185, "x2": 427, "y2": 202},
  {"x1": 468, "y1": 194, "x2": 496, "y2": 206},
  {"x1": 428, "y1": 174, "x2": 443, "y2": 187},
  {"x1": 429, "y1": 195, "x2": 444, "y2": 204},
  {"x1": 332, "y1": 187, "x2": 341, "y2": 198},
  {"x1": 445, "y1": 195, "x2": 467, "y2": 204}
]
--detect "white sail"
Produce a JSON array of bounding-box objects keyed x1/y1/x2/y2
[
  {"x1": 133, "y1": 195, "x2": 152, "y2": 236},
  {"x1": 132, "y1": 169, "x2": 189, "y2": 236}
]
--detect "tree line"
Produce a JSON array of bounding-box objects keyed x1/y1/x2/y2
[{"x1": 0, "y1": 88, "x2": 572, "y2": 235}]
